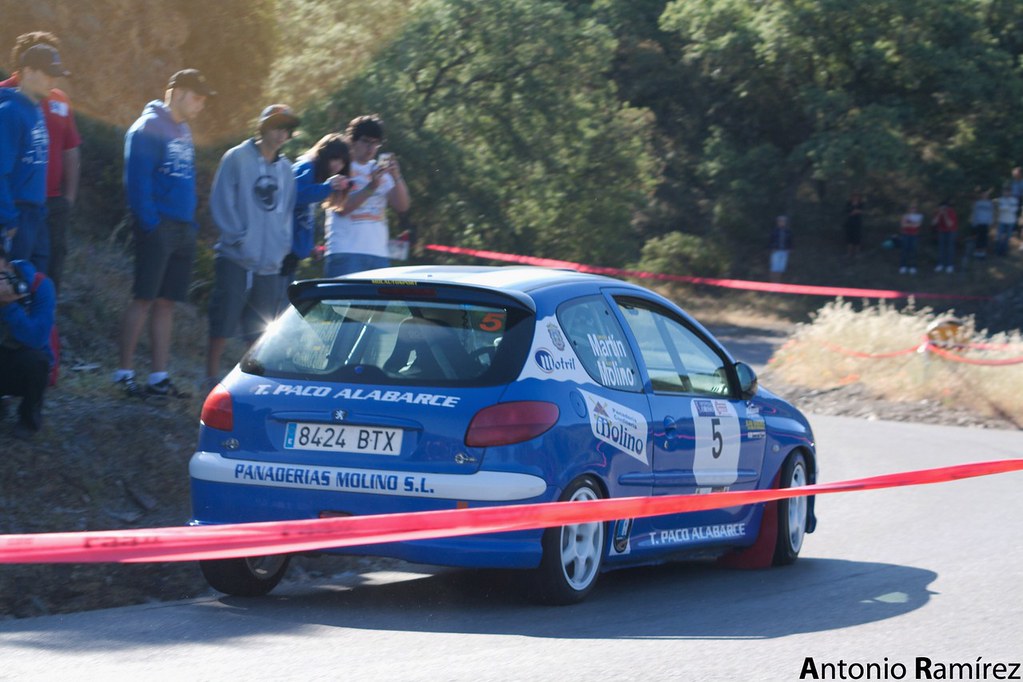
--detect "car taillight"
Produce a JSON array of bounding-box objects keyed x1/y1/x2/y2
[
  {"x1": 465, "y1": 401, "x2": 559, "y2": 447},
  {"x1": 201, "y1": 384, "x2": 233, "y2": 431}
]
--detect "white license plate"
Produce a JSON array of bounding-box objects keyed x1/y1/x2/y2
[{"x1": 284, "y1": 422, "x2": 403, "y2": 455}]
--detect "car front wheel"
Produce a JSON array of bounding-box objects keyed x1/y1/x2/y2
[
  {"x1": 773, "y1": 452, "x2": 808, "y2": 566},
  {"x1": 532, "y1": 477, "x2": 606, "y2": 605},
  {"x1": 200, "y1": 554, "x2": 291, "y2": 597}
]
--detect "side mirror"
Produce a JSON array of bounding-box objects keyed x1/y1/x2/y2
[{"x1": 735, "y1": 361, "x2": 758, "y2": 399}]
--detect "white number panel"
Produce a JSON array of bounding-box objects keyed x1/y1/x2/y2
[{"x1": 690, "y1": 399, "x2": 741, "y2": 486}]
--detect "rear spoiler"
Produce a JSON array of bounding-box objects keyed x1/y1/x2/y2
[{"x1": 287, "y1": 278, "x2": 537, "y2": 313}]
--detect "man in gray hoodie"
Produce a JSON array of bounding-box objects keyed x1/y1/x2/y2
[{"x1": 205, "y1": 104, "x2": 298, "y2": 387}]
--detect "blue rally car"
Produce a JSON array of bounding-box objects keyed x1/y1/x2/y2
[{"x1": 190, "y1": 266, "x2": 817, "y2": 604}]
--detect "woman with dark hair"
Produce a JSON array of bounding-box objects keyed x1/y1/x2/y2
[{"x1": 284, "y1": 133, "x2": 351, "y2": 279}]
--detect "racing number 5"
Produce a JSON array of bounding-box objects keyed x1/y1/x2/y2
[
  {"x1": 479, "y1": 312, "x2": 505, "y2": 332},
  {"x1": 711, "y1": 417, "x2": 723, "y2": 458}
]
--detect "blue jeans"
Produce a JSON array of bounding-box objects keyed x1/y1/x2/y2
[
  {"x1": 936, "y1": 232, "x2": 955, "y2": 267},
  {"x1": 899, "y1": 234, "x2": 918, "y2": 268},
  {"x1": 324, "y1": 253, "x2": 390, "y2": 278},
  {"x1": 8, "y1": 202, "x2": 49, "y2": 275},
  {"x1": 995, "y1": 222, "x2": 1013, "y2": 256}
]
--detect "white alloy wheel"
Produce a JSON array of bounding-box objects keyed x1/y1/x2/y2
[
  {"x1": 773, "y1": 452, "x2": 809, "y2": 565},
  {"x1": 559, "y1": 486, "x2": 604, "y2": 591},
  {"x1": 533, "y1": 477, "x2": 607, "y2": 604}
]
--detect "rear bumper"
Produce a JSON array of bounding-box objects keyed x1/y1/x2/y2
[
  {"x1": 188, "y1": 451, "x2": 552, "y2": 569},
  {"x1": 189, "y1": 450, "x2": 548, "y2": 501}
]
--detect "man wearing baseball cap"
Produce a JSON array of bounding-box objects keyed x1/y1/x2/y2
[
  {"x1": 203, "y1": 104, "x2": 298, "y2": 389},
  {"x1": 113, "y1": 68, "x2": 215, "y2": 400},
  {"x1": 1, "y1": 33, "x2": 79, "y2": 292},
  {"x1": 0, "y1": 42, "x2": 72, "y2": 276}
]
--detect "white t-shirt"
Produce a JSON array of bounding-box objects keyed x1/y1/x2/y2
[
  {"x1": 325, "y1": 160, "x2": 396, "y2": 257},
  {"x1": 997, "y1": 196, "x2": 1019, "y2": 224}
]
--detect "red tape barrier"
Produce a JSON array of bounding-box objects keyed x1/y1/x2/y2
[
  {"x1": 925, "y1": 344, "x2": 1023, "y2": 366},
  {"x1": 425, "y1": 244, "x2": 991, "y2": 302},
  {"x1": 822, "y1": 341, "x2": 920, "y2": 359},
  {"x1": 821, "y1": 339, "x2": 1023, "y2": 365},
  {"x1": 1, "y1": 460, "x2": 1020, "y2": 564}
]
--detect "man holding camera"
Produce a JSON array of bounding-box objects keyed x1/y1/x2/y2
[{"x1": 0, "y1": 244, "x2": 55, "y2": 441}]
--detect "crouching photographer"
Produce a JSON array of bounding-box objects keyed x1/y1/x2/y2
[{"x1": 0, "y1": 244, "x2": 55, "y2": 440}]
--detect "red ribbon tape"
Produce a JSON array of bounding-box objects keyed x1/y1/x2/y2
[
  {"x1": 1, "y1": 459, "x2": 1020, "y2": 564},
  {"x1": 425, "y1": 244, "x2": 991, "y2": 301}
]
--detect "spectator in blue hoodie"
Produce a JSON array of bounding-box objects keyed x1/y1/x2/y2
[
  {"x1": 113, "y1": 69, "x2": 215, "y2": 400},
  {"x1": 283, "y1": 133, "x2": 352, "y2": 280},
  {"x1": 0, "y1": 44, "x2": 69, "y2": 274},
  {"x1": 0, "y1": 243, "x2": 55, "y2": 440}
]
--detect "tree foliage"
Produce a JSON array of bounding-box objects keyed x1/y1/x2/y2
[
  {"x1": 300, "y1": 0, "x2": 658, "y2": 267},
  {"x1": 649, "y1": 0, "x2": 1023, "y2": 239}
]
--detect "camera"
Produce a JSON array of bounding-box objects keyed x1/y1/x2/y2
[{"x1": 0, "y1": 272, "x2": 28, "y2": 297}]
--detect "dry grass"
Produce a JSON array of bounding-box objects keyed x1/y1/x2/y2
[{"x1": 769, "y1": 299, "x2": 1023, "y2": 425}]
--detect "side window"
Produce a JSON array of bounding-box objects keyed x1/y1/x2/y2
[
  {"x1": 557, "y1": 296, "x2": 641, "y2": 392},
  {"x1": 615, "y1": 298, "x2": 732, "y2": 397}
]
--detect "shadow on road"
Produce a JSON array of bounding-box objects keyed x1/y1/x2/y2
[{"x1": 204, "y1": 557, "x2": 935, "y2": 641}]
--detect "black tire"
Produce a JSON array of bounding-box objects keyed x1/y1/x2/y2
[
  {"x1": 200, "y1": 554, "x2": 291, "y2": 597},
  {"x1": 532, "y1": 476, "x2": 606, "y2": 605},
  {"x1": 773, "y1": 451, "x2": 809, "y2": 566}
]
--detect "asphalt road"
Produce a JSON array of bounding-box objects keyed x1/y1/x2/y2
[{"x1": 1, "y1": 415, "x2": 1020, "y2": 681}]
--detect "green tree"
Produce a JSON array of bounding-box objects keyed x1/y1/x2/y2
[
  {"x1": 657, "y1": 0, "x2": 1023, "y2": 235},
  {"x1": 267, "y1": 0, "x2": 423, "y2": 111},
  {"x1": 301, "y1": 0, "x2": 658, "y2": 267}
]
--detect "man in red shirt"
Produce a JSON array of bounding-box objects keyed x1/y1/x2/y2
[{"x1": 1, "y1": 31, "x2": 81, "y2": 292}]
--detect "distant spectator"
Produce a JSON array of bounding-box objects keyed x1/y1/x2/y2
[
  {"x1": 994, "y1": 185, "x2": 1018, "y2": 257},
  {"x1": 286, "y1": 133, "x2": 352, "y2": 280},
  {"x1": 931, "y1": 199, "x2": 958, "y2": 273},
  {"x1": 898, "y1": 201, "x2": 923, "y2": 274},
  {"x1": 767, "y1": 214, "x2": 793, "y2": 283},
  {"x1": 0, "y1": 243, "x2": 55, "y2": 440},
  {"x1": 204, "y1": 104, "x2": 299, "y2": 390},
  {"x1": 1, "y1": 32, "x2": 80, "y2": 292},
  {"x1": 843, "y1": 192, "x2": 865, "y2": 258},
  {"x1": 1011, "y1": 167, "x2": 1023, "y2": 238},
  {"x1": 0, "y1": 44, "x2": 69, "y2": 275},
  {"x1": 323, "y1": 114, "x2": 410, "y2": 277},
  {"x1": 114, "y1": 69, "x2": 215, "y2": 400},
  {"x1": 968, "y1": 187, "x2": 993, "y2": 259}
]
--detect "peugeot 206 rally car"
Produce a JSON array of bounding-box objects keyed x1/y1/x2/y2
[{"x1": 190, "y1": 266, "x2": 817, "y2": 604}]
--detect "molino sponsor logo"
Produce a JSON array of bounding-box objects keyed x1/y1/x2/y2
[{"x1": 580, "y1": 388, "x2": 648, "y2": 464}]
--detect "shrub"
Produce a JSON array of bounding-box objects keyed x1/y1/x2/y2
[{"x1": 633, "y1": 231, "x2": 729, "y2": 278}]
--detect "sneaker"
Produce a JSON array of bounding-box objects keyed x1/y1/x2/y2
[
  {"x1": 899, "y1": 267, "x2": 907, "y2": 274},
  {"x1": 934, "y1": 265, "x2": 943, "y2": 272},
  {"x1": 909, "y1": 267, "x2": 917, "y2": 274},
  {"x1": 146, "y1": 378, "x2": 191, "y2": 400},
  {"x1": 945, "y1": 266, "x2": 954, "y2": 274},
  {"x1": 117, "y1": 375, "x2": 147, "y2": 400}
]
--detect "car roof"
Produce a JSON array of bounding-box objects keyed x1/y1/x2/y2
[{"x1": 337, "y1": 265, "x2": 625, "y2": 294}]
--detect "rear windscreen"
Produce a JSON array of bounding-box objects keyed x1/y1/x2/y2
[{"x1": 241, "y1": 298, "x2": 533, "y2": 387}]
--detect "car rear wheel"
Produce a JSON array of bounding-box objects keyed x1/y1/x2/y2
[
  {"x1": 532, "y1": 477, "x2": 606, "y2": 605},
  {"x1": 200, "y1": 554, "x2": 291, "y2": 596},
  {"x1": 773, "y1": 452, "x2": 808, "y2": 566}
]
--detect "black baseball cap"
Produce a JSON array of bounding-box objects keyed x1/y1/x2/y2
[
  {"x1": 167, "y1": 69, "x2": 216, "y2": 97},
  {"x1": 259, "y1": 104, "x2": 301, "y2": 131},
  {"x1": 20, "y1": 44, "x2": 70, "y2": 77}
]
